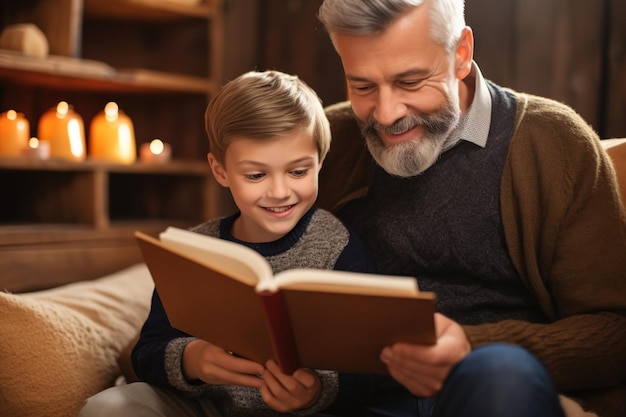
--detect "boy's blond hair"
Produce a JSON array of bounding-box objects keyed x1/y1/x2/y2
[{"x1": 205, "y1": 70, "x2": 331, "y2": 164}]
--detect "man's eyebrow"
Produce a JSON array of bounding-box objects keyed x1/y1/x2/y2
[
  {"x1": 396, "y1": 68, "x2": 431, "y2": 78},
  {"x1": 346, "y1": 68, "x2": 431, "y2": 83},
  {"x1": 346, "y1": 74, "x2": 372, "y2": 83}
]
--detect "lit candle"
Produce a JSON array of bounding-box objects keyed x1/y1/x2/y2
[
  {"x1": 0, "y1": 110, "x2": 30, "y2": 157},
  {"x1": 38, "y1": 101, "x2": 86, "y2": 161},
  {"x1": 140, "y1": 138, "x2": 172, "y2": 164},
  {"x1": 21, "y1": 137, "x2": 50, "y2": 159},
  {"x1": 89, "y1": 102, "x2": 136, "y2": 164}
]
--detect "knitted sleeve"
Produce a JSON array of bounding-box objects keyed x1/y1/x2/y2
[{"x1": 464, "y1": 92, "x2": 626, "y2": 407}]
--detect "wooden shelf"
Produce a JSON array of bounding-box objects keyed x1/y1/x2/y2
[
  {"x1": 84, "y1": 0, "x2": 216, "y2": 20},
  {"x1": 0, "y1": 156, "x2": 211, "y2": 174},
  {"x1": 0, "y1": 51, "x2": 213, "y2": 94},
  {"x1": 0, "y1": 0, "x2": 227, "y2": 290}
]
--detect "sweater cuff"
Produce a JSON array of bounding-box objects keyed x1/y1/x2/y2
[
  {"x1": 164, "y1": 337, "x2": 207, "y2": 395},
  {"x1": 292, "y1": 370, "x2": 338, "y2": 416}
]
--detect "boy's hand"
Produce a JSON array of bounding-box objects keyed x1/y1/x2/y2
[
  {"x1": 259, "y1": 359, "x2": 321, "y2": 412},
  {"x1": 182, "y1": 339, "x2": 264, "y2": 388}
]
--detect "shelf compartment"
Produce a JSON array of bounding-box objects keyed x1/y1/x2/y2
[
  {"x1": 108, "y1": 171, "x2": 209, "y2": 223},
  {"x1": 0, "y1": 158, "x2": 214, "y2": 228},
  {"x1": 81, "y1": 13, "x2": 211, "y2": 79},
  {"x1": 0, "y1": 0, "x2": 217, "y2": 93},
  {"x1": 0, "y1": 166, "x2": 98, "y2": 226}
]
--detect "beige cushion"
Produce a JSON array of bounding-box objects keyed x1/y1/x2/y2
[
  {"x1": 602, "y1": 138, "x2": 626, "y2": 206},
  {"x1": 560, "y1": 395, "x2": 599, "y2": 417},
  {"x1": 0, "y1": 263, "x2": 153, "y2": 417}
]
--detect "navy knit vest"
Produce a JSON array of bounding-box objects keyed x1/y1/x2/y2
[{"x1": 339, "y1": 84, "x2": 547, "y2": 325}]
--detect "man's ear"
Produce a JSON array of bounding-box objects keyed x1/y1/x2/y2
[
  {"x1": 455, "y1": 26, "x2": 474, "y2": 80},
  {"x1": 208, "y1": 152, "x2": 229, "y2": 188}
]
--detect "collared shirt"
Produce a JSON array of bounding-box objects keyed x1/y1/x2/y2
[{"x1": 442, "y1": 61, "x2": 492, "y2": 152}]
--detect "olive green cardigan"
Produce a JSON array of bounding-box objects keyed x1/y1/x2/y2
[{"x1": 319, "y1": 95, "x2": 626, "y2": 417}]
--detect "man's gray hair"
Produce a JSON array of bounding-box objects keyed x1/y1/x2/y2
[{"x1": 318, "y1": 0, "x2": 466, "y2": 52}]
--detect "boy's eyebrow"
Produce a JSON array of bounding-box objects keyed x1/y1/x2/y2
[
  {"x1": 288, "y1": 155, "x2": 318, "y2": 164},
  {"x1": 236, "y1": 155, "x2": 317, "y2": 167},
  {"x1": 236, "y1": 160, "x2": 263, "y2": 166}
]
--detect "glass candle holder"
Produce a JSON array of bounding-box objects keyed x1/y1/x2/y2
[
  {"x1": 89, "y1": 102, "x2": 136, "y2": 164},
  {"x1": 38, "y1": 101, "x2": 86, "y2": 161},
  {"x1": 0, "y1": 110, "x2": 30, "y2": 157},
  {"x1": 140, "y1": 138, "x2": 172, "y2": 164},
  {"x1": 21, "y1": 137, "x2": 50, "y2": 159}
]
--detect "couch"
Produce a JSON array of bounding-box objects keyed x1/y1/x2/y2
[{"x1": 1, "y1": 101, "x2": 624, "y2": 417}]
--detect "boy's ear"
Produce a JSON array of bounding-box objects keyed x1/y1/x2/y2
[{"x1": 208, "y1": 152, "x2": 229, "y2": 188}]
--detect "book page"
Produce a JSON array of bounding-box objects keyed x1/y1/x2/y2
[
  {"x1": 269, "y1": 268, "x2": 423, "y2": 298},
  {"x1": 159, "y1": 227, "x2": 273, "y2": 286}
]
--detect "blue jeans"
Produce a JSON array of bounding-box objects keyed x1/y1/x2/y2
[{"x1": 317, "y1": 343, "x2": 565, "y2": 417}]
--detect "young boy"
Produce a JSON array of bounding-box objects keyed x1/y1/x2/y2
[{"x1": 79, "y1": 70, "x2": 371, "y2": 417}]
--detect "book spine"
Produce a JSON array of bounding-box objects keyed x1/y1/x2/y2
[{"x1": 259, "y1": 290, "x2": 300, "y2": 374}]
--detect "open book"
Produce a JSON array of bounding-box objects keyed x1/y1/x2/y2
[{"x1": 135, "y1": 227, "x2": 436, "y2": 374}]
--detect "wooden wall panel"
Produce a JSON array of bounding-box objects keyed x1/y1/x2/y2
[
  {"x1": 515, "y1": 0, "x2": 604, "y2": 131},
  {"x1": 220, "y1": 0, "x2": 261, "y2": 83},
  {"x1": 251, "y1": 0, "x2": 625, "y2": 138},
  {"x1": 606, "y1": 0, "x2": 626, "y2": 138},
  {"x1": 258, "y1": 0, "x2": 345, "y2": 106},
  {"x1": 465, "y1": 0, "x2": 517, "y2": 88}
]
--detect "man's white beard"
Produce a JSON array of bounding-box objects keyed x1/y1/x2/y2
[
  {"x1": 366, "y1": 136, "x2": 443, "y2": 177},
  {"x1": 359, "y1": 98, "x2": 461, "y2": 178}
]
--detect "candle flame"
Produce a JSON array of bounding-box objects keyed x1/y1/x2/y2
[
  {"x1": 68, "y1": 119, "x2": 85, "y2": 157},
  {"x1": 28, "y1": 137, "x2": 39, "y2": 149},
  {"x1": 149, "y1": 139, "x2": 164, "y2": 155},
  {"x1": 7, "y1": 110, "x2": 17, "y2": 120},
  {"x1": 104, "y1": 102, "x2": 119, "y2": 122},
  {"x1": 56, "y1": 101, "x2": 69, "y2": 118},
  {"x1": 118, "y1": 124, "x2": 134, "y2": 159}
]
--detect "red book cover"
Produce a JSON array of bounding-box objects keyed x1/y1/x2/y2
[{"x1": 259, "y1": 290, "x2": 300, "y2": 374}]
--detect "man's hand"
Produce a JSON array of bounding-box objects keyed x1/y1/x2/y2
[
  {"x1": 182, "y1": 340, "x2": 264, "y2": 388},
  {"x1": 381, "y1": 312, "x2": 471, "y2": 396},
  {"x1": 259, "y1": 360, "x2": 321, "y2": 413}
]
